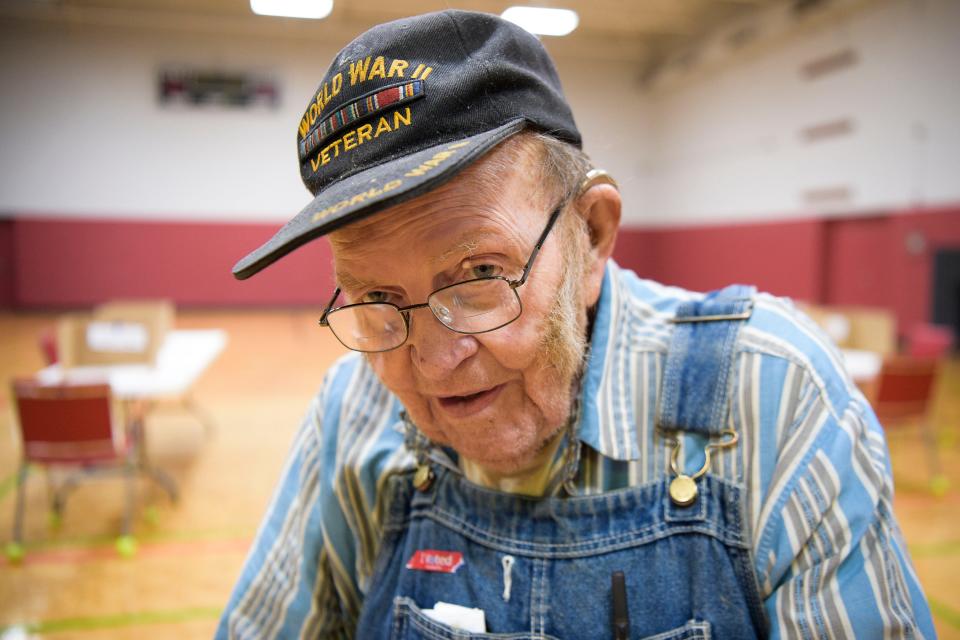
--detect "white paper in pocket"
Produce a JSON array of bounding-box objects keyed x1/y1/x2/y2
[{"x1": 421, "y1": 601, "x2": 486, "y2": 632}]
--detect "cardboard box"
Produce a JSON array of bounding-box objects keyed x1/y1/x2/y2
[
  {"x1": 801, "y1": 303, "x2": 897, "y2": 355},
  {"x1": 57, "y1": 300, "x2": 175, "y2": 368}
]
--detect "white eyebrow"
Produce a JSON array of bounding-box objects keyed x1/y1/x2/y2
[
  {"x1": 431, "y1": 234, "x2": 484, "y2": 267},
  {"x1": 336, "y1": 228, "x2": 522, "y2": 290},
  {"x1": 430, "y1": 228, "x2": 527, "y2": 268},
  {"x1": 335, "y1": 269, "x2": 376, "y2": 291}
]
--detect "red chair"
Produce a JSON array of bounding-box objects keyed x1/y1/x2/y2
[
  {"x1": 6, "y1": 379, "x2": 139, "y2": 561},
  {"x1": 872, "y1": 356, "x2": 948, "y2": 495},
  {"x1": 37, "y1": 328, "x2": 58, "y2": 365},
  {"x1": 906, "y1": 323, "x2": 954, "y2": 359}
]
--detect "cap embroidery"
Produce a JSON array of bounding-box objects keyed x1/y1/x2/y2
[
  {"x1": 233, "y1": 10, "x2": 583, "y2": 281},
  {"x1": 298, "y1": 80, "x2": 425, "y2": 161}
]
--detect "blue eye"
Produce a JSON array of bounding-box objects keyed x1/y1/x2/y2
[
  {"x1": 363, "y1": 291, "x2": 391, "y2": 303},
  {"x1": 471, "y1": 264, "x2": 499, "y2": 279}
]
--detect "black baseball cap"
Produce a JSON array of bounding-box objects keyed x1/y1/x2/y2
[{"x1": 232, "y1": 9, "x2": 581, "y2": 280}]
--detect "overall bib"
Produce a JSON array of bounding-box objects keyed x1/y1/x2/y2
[{"x1": 356, "y1": 286, "x2": 767, "y2": 639}]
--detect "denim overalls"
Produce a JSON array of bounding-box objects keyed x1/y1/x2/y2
[{"x1": 356, "y1": 286, "x2": 768, "y2": 639}]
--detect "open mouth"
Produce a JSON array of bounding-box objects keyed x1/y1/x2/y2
[{"x1": 436, "y1": 384, "x2": 504, "y2": 417}]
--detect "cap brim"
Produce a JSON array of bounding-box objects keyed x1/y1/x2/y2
[{"x1": 232, "y1": 119, "x2": 526, "y2": 280}]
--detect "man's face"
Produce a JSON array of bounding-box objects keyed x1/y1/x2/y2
[{"x1": 327, "y1": 144, "x2": 592, "y2": 476}]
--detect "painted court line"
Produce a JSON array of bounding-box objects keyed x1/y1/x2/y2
[
  {"x1": 8, "y1": 525, "x2": 254, "y2": 549},
  {"x1": 0, "y1": 606, "x2": 223, "y2": 635},
  {"x1": 1, "y1": 528, "x2": 255, "y2": 567},
  {"x1": 909, "y1": 540, "x2": 960, "y2": 557},
  {"x1": 8, "y1": 537, "x2": 252, "y2": 566},
  {"x1": 929, "y1": 597, "x2": 960, "y2": 631}
]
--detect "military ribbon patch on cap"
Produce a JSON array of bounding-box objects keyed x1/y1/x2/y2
[{"x1": 299, "y1": 80, "x2": 425, "y2": 161}]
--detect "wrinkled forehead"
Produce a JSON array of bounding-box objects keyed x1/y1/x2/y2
[
  {"x1": 328, "y1": 189, "x2": 537, "y2": 272},
  {"x1": 327, "y1": 141, "x2": 549, "y2": 256}
]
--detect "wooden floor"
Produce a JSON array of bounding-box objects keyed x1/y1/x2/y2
[{"x1": 0, "y1": 310, "x2": 958, "y2": 639}]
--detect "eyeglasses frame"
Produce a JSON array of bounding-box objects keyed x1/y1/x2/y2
[{"x1": 318, "y1": 198, "x2": 567, "y2": 353}]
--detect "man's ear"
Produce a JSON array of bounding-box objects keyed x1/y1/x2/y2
[{"x1": 576, "y1": 182, "x2": 621, "y2": 307}]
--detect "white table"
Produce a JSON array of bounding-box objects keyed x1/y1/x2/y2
[
  {"x1": 37, "y1": 330, "x2": 227, "y2": 399},
  {"x1": 841, "y1": 348, "x2": 882, "y2": 383}
]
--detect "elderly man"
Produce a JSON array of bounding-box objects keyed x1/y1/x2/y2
[{"x1": 218, "y1": 10, "x2": 934, "y2": 639}]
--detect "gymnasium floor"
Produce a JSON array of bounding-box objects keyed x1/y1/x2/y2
[{"x1": 1, "y1": 309, "x2": 958, "y2": 639}]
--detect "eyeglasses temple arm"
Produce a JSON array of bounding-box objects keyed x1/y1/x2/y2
[
  {"x1": 318, "y1": 287, "x2": 341, "y2": 326},
  {"x1": 513, "y1": 204, "x2": 563, "y2": 288}
]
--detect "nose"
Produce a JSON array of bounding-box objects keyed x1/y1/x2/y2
[{"x1": 406, "y1": 310, "x2": 479, "y2": 381}]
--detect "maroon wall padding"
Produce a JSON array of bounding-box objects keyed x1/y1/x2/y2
[
  {"x1": 613, "y1": 218, "x2": 827, "y2": 302},
  {"x1": 824, "y1": 207, "x2": 960, "y2": 336},
  {"x1": 12, "y1": 217, "x2": 333, "y2": 308},
  {"x1": 823, "y1": 215, "x2": 894, "y2": 307},
  {"x1": 613, "y1": 207, "x2": 960, "y2": 337},
  {"x1": 0, "y1": 219, "x2": 14, "y2": 309},
  {"x1": 6, "y1": 208, "x2": 960, "y2": 339}
]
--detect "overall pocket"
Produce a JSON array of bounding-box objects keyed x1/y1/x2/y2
[
  {"x1": 390, "y1": 597, "x2": 560, "y2": 640},
  {"x1": 390, "y1": 597, "x2": 712, "y2": 640},
  {"x1": 641, "y1": 619, "x2": 711, "y2": 640}
]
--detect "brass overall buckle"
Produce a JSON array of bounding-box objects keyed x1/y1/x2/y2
[{"x1": 660, "y1": 429, "x2": 739, "y2": 507}]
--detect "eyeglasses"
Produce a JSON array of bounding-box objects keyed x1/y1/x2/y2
[{"x1": 318, "y1": 200, "x2": 566, "y2": 353}]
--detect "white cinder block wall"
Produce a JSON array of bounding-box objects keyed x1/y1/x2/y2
[
  {"x1": 0, "y1": 0, "x2": 957, "y2": 227},
  {"x1": 0, "y1": 17, "x2": 648, "y2": 223},
  {"x1": 638, "y1": 0, "x2": 960, "y2": 226}
]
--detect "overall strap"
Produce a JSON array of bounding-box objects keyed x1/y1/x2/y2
[{"x1": 657, "y1": 284, "x2": 756, "y2": 437}]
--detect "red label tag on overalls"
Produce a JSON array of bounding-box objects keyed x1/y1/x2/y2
[{"x1": 406, "y1": 550, "x2": 464, "y2": 573}]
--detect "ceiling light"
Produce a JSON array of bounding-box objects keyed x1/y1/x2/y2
[
  {"x1": 250, "y1": 0, "x2": 333, "y2": 20},
  {"x1": 500, "y1": 6, "x2": 579, "y2": 37}
]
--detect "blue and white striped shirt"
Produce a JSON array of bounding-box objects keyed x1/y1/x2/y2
[{"x1": 218, "y1": 261, "x2": 935, "y2": 639}]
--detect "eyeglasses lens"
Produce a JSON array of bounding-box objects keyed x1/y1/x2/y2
[
  {"x1": 327, "y1": 303, "x2": 407, "y2": 352},
  {"x1": 429, "y1": 279, "x2": 521, "y2": 333},
  {"x1": 328, "y1": 278, "x2": 522, "y2": 352}
]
